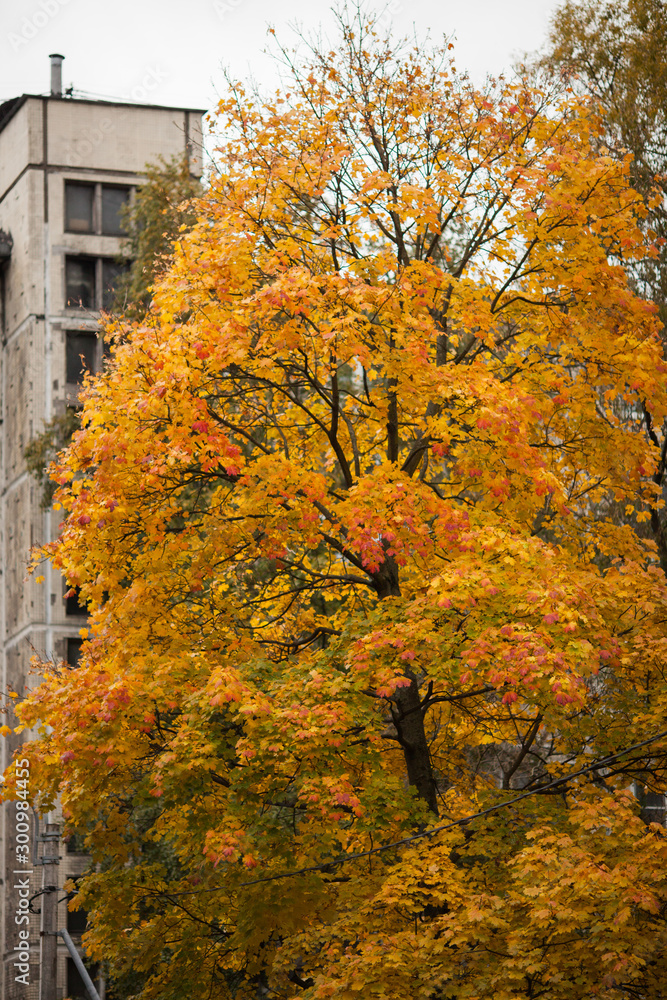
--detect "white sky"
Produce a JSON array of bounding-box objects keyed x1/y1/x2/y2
[{"x1": 2, "y1": 0, "x2": 559, "y2": 114}]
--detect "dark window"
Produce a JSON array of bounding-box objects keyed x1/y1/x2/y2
[
  {"x1": 66, "y1": 256, "x2": 130, "y2": 312},
  {"x1": 66, "y1": 834, "x2": 88, "y2": 855},
  {"x1": 639, "y1": 789, "x2": 665, "y2": 825},
  {"x1": 66, "y1": 257, "x2": 96, "y2": 308},
  {"x1": 64, "y1": 180, "x2": 132, "y2": 236},
  {"x1": 66, "y1": 638, "x2": 83, "y2": 668},
  {"x1": 102, "y1": 259, "x2": 130, "y2": 310},
  {"x1": 65, "y1": 183, "x2": 94, "y2": 233},
  {"x1": 67, "y1": 957, "x2": 99, "y2": 1000},
  {"x1": 101, "y1": 186, "x2": 130, "y2": 235},
  {"x1": 66, "y1": 332, "x2": 98, "y2": 384},
  {"x1": 65, "y1": 585, "x2": 87, "y2": 616},
  {"x1": 66, "y1": 895, "x2": 88, "y2": 935}
]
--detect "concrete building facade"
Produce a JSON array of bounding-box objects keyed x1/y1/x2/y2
[{"x1": 0, "y1": 55, "x2": 204, "y2": 1000}]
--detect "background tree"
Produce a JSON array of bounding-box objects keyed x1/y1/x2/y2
[
  {"x1": 540, "y1": 0, "x2": 667, "y2": 321},
  {"x1": 24, "y1": 407, "x2": 81, "y2": 508},
  {"x1": 538, "y1": 0, "x2": 667, "y2": 570},
  {"x1": 9, "y1": 12, "x2": 667, "y2": 999},
  {"x1": 113, "y1": 153, "x2": 202, "y2": 319}
]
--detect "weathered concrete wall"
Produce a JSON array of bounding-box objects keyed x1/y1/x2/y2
[
  {"x1": 0, "y1": 100, "x2": 40, "y2": 206},
  {"x1": 0, "y1": 170, "x2": 45, "y2": 335},
  {"x1": 0, "y1": 91, "x2": 204, "y2": 1000},
  {"x1": 48, "y1": 99, "x2": 198, "y2": 173}
]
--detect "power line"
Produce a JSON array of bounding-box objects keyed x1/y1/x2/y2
[{"x1": 142, "y1": 728, "x2": 667, "y2": 898}]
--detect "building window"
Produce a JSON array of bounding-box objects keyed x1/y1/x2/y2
[
  {"x1": 639, "y1": 788, "x2": 665, "y2": 826},
  {"x1": 66, "y1": 331, "x2": 98, "y2": 384},
  {"x1": 65, "y1": 181, "x2": 131, "y2": 235},
  {"x1": 65, "y1": 257, "x2": 96, "y2": 308},
  {"x1": 102, "y1": 258, "x2": 126, "y2": 308},
  {"x1": 65, "y1": 183, "x2": 94, "y2": 233},
  {"x1": 66, "y1": 957, "x2": 99, "y2": 1000},
  {"x1": 65, "y1": 584, "x2": 87, "y2": 616},
  {"x1": 66, "y1": 889, "x2": 88, "y2": 935},
  {"x1": 66, "y1": 834, "x2": 88, "y2": 855},
  {"x1": 101, "y1": 186, "x2": 130, "y2": 235},
  {"x1": 66, "y1": 638, "x2": 83, "y2": 667},
  {"x1": 65, "y1": 255, "x2": 130, "y2": 311}
]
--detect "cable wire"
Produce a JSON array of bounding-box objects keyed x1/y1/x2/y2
[{"x1": 148, "y1": 728, "x2": 667, "y2": 897}]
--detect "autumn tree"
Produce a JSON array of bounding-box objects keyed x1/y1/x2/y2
[
  {"x1": 24, "y1": 407, "x2": 81, "y2": 508},
  {"x1": 10, "y1": 12, "x2": 667, "y2": 999},
  {"x1": 113, "y1": 152, "x2": 202, "y2": 319},
  {"x1": 536, "y1": 0, "x2": 667, "y2": 575},
  {"x1": 539, "y1": 0, "x2": 667, "y2": 314}
]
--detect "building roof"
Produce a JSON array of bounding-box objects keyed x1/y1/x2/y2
[
  {"x1": 0, "y1": 93, "x2": 207, "y2": 136},
  {"x1": 0, "y1": 95, "x2": 25, "y2": 132}
]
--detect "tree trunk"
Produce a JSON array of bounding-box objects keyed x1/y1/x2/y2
[
  {"x1": 373, "y1": 553, "x2": 439, "y2": 815},
  {"x1": 394, "y1": 678, "x2": 439, "y2": 815}
]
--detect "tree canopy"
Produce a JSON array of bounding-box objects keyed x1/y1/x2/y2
[
  {"x1": 541, "y1": 0, "x2": 667, "y2": 325},
  {"x1": 9, "y1": 13, "x2": 667, "y2": 999},
  {"x1": 114, "y1": 152, "x2": 202, "y2": 319},
  {"x1": 539, "y1": 0, "x2": 667, "y2": 589}
]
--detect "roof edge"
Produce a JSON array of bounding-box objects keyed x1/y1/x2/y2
[
  {"x1": 0, "y1": 94, "x2": 207, "y2": 137},
  {"x1": 0, "y1": 95, "x2": 28, "y2": 133}
]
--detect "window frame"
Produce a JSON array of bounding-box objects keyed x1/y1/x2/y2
[
  {"x1": 64, "y1": 255, "x2": 97, "y2": 310},
  {"x1": 64, "y1": 581, "x2": 88, "y2": 615},
  {"x1": 66, "y1": 955, "x2": 99, "y2": 1000},
  {"x1": 64, "y1": 180, "x2": 133, "y2": 236},
  {"x1": 64, "y1": 181, "x2": 95, "y2": 234},
  {"x1": 101, "y1": 184, "x2": 131, "y2": 235},
  {"x1": 65, "y1": 330, "x2": 99, "y2": 385},
  {"x1": 66, "y1": 637, "x2": 83, "y2": 668},
  {"x1": 65, "y1": 254, "x2": 131, "y2": 312}
]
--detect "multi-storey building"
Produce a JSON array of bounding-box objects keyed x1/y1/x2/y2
[{"x1": 0, "y1": 54, "x2": 204, "y2": 1000}]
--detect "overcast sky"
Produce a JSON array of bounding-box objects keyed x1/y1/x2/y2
[{"x1": 2, "y1": 0, "x2": 560, "y2": 115}]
